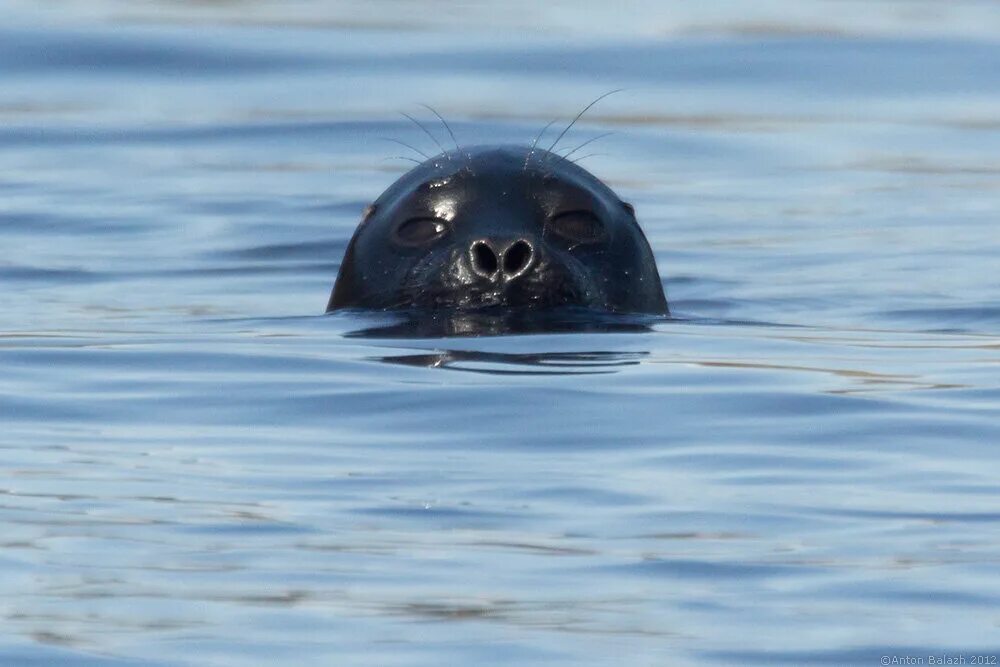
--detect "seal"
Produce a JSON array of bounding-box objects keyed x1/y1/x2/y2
[{"x1": 327, "y1": 144, "x2": 668, "y2": 315}]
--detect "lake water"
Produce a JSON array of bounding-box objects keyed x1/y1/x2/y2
[{"x1": 2, "y1": 2, "x2": 999, "y2": 665}]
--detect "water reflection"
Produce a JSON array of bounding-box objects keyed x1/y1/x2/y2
[
  {"x1": 376, "y1": 349, "x2": 647, "y2": 376},
  {"x1": 344, "y1": 308, "x2": 656, "y2": 374}
]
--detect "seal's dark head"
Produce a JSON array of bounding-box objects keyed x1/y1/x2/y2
[{"x1": 327, "y1": 145, "x2": 668, "y2": 315}]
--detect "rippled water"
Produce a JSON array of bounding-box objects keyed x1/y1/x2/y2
[{"x1": 2, "y1": 2, "x2": 999, "y2": 665}]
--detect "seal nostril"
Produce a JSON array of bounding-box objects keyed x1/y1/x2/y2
[
  {"x1": 503, "y1": 240, "x2": 533, "y2": 277},
  {"x1": 470, "y1": 241, "x2": 499, "y2": 277}
]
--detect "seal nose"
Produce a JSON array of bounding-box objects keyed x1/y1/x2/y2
[
  {"x1": 470, "y1": 241, "x2": 499, "y2": 278},
  {"x1": 503, "y1": 240, "x2": 533, "y2": 278},
  {"x1": 469, "y1": 239, "x2": 535, "y2": 281}
]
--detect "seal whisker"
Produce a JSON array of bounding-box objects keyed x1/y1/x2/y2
[
  {"x1": 383, "y1": 156, "x2": 424, "y2": 165},
  {"x1": 557, "y1": 132, "x2": 614, "y2": 164},
  {"x1": 381, "y1": 138, "x2": 430, "y2": 160},
  {"x1": 546, "y1": 89, "x2": 623, "y2": 156},
  {"x1": 523, "y1": 119, "x2": 558, "y2": 172},
  {"x1": 401, "y1": 111, "x2": 451, "y2": 162},
  {"x1": 420, "y1": 103, "x2": 474, "y2": 174},
  {"x1": 420, "y1": 104, "x2": 461, "y2": 152},
  {"x1": 569, "y1": 153, "x2": 604, "y2": 165}
]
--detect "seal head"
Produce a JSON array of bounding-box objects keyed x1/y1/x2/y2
[{"x1": 328, "y1": 144, "x2": 668, "y2": 315}]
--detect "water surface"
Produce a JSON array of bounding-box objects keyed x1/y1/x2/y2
[{"x1": 1, "y1": 2, "x2": 999, "y2": 665}]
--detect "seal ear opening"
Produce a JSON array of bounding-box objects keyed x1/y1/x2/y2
[{"x1": 620, "y1": 201, "x2": 635, "y2": 216}]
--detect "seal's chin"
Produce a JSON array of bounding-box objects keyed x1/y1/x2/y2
[
  {"x1": 412, "y1": 281, "x2": 586, "y2": 311},
  {"x1": 501, "y1": 278, "x2": 587, "y2": 309}
]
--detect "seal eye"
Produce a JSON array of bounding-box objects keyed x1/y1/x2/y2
[
  {"x1": 546, "y1": 210, "x2": 607, "y2": 245},
  {"x1": 392, "y1": 217, "x2": 448, "y2": 246}
]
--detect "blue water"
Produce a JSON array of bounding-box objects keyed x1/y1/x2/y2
[{"x1": 2, "y1": 2, "x2": 999, "y2": 665}]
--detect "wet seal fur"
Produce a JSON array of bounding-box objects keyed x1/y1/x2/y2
[{"x1": 327, "y1": 144, "x2": 668, "y2": 316}]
